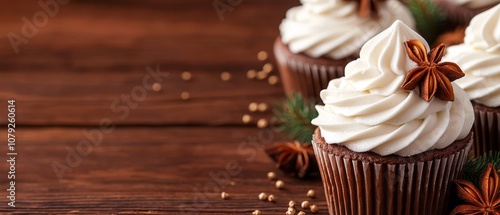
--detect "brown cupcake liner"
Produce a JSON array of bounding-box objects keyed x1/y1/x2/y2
[
  {"x1": 273, "y1": 37, "x2": 354, "y2": 102},
  {"x1": 312, "y1": 130, "x2": 473, "y2": 215},
  {"x1": 470, "y1": 102, "x2": 500, "y2": 157}
]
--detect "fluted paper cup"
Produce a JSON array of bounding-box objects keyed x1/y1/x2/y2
[
  {"x1": 273, "y1": 37, "x2": 354, "y2": 102},
  {"x1": 312, "y1": 129, "x2": 473, "y2": 215},
  {"x1": 470, "y1": 102, "x2": 500, "y2": 157}
]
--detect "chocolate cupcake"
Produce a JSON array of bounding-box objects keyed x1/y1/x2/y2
[
  {"x1": 443, "y1": 4, "x2": 500, "y2": 157},
  {"x1": 311, "y1": 21, "x2": 474, "y2": 215},
  {"x1": 274, "y1": 0, "x2": 415, "y2": 101},
  {"x1": 434, "y1": 0, "x2": 499, "y2": 26}
]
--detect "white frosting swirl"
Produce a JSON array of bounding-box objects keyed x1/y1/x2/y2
[
  {"x1": 311, "y1": 21, "x2": 474, "y2": 156},
  {"x1": 279, "y1": 0, "x2": 415, "y2": 59},
  {"x1": 443, "y1": 4, "x2": 500, "y2": 107},
  {"x1": 454, "y1": 0, "x2": 499, "y2": 9}
]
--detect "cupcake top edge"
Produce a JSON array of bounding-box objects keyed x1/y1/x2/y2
[
  {"x1": 311, "y1": 20, "x2": 474, "y2": 157},
  {"x1": 279, "y1": 0, "x2": 415, "y2": 60},
  {"x1": 444, "y1": 4, "x2": 500, "y2": 107}
]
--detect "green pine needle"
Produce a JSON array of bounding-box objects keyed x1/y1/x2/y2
[
  {"x1": 462, "y1": 151, "x2": 500, "y2": 186},
  {"x1": 406, "y1": 0, "x2": 444, "y2": 45},
  {"x1": 274, "y1": 93, "x2": 318, "y2": 144}
]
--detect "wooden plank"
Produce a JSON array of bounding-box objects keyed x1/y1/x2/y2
[
  {"x1": 0, "y1": 126, "x2": 327, "y2": 214},
  {"x1": 0, "y1": 0, "x2": 299, "y2": 126}
]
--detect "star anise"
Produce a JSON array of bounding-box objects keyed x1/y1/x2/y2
[
  {"x1": 401, "y1": 39, "x2": 465, "y2": 102},
  {"x1": 265, "y1": 141, "x2": 317, "y2": 179},
  {"x1": 451, "y1": 163, "x2": 500, "y2": 215},
  {"x1": 346, "y1": 0, "x2": 385, "y2": 17}
]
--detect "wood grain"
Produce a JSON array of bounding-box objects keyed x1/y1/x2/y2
[
  {"x1": 0, "y1": 0, "x2": 298, "y2": 126},
  {"x1": 0, "y1": 127, "x2": 327, "y2": 214}
]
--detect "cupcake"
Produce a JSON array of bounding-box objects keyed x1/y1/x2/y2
[
  {"x1": 311, "y1": 20, "x2": 474, "y2": 215},
  {"x1": 434, "y1": 0, "x2": 499, "y2": 26},
  {"x1": 274, "y1": 0, "x2": 415, "y2": 101},
  {"x1": 443, "y1": 4, "x2": 500, "y2": 157}
]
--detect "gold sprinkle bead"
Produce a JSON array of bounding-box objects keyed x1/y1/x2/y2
[
  {"x1": 152, "y1": 83, "x2": 162, "y2": 92},
  {"x1": 310, "y1": 205, "x2": 319, "y2": 214},
  {"x1": 221, "y1": 192, "x2": 229, "y2": 200},
  {"x1": 181, "y1": 71, "x2": 192, "y2": 81},
  {"x1": 268, "y1": 75, "x2": 279, "y2": 85},
  {"x1": 257, "y1": 118, "x2": 268, "y2": 128},
  {"x1": 297, "y1": 211, "x2": 306, "y2": 215},
  {"x1": 247, "y1": 69, "x2": 257, "y2": 79},
  {"x1": 287, "y1": 207, "x2": 296, "y2": 214},
  {"x1": 301, "y1": 201, "x2": 309, "y2": 209},
  {"x1": 285, "y1": 210, "x2": 294, "y2": 215},
  {"x1": 267, "y1": 194, "x2": 276, "y2": 203},
  {"x1": 257, "y1": 71, "x2": 268, "y2": 80},
  {"x1": 262, "y1": 63, "x2": 273, "y2": 73},
  {"x1": 257, "y1": 103, "x2": 268, "y2": 112},
  {"x1": 275, "y1": 180, "x2": 285, "y2": 189},
  {"x1": 307, "y1": 190, "x2": 315, "y2": 198},
  {"x1": 267, "y1": 172, "x2": 277, "y2": 180},
  {"x1": 289, "y1": 200, "x2": 296, "y2": 208},
  {"x1": 242, "y1": 114, "x2": 252, "y2": 124},
  {"x1": 221, "y1": 71, "x2": 231, "y2": 81},
  {"x1": 252, "y1": 210, "x2": 262, "y2": 215},
  {"x1": 248, "y1": 102, "x2": 258, "y2": 112},
  {"x1": 258, "y1": 192, "x2": 268, "y2": 201},
  {"x1": 181, "y1": 92, "x2": 190, "y2": 100},
  {"x1": 257, "y1": 51, "x2": 268, "y2": 61}
]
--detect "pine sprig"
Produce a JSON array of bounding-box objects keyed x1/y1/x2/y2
[
  {"x1": 462, "y1": 151, "x2": 500, "y2": 186},
  {"x1": 406, "y1": 0, "x2": 444, "y2": 45},
  {"x1": 274, "y1": 93, "x2": 318, "y2": 144}
]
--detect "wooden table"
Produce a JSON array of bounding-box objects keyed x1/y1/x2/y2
[{"x1": 0, "y1": 1, "x2": 329, "y2": 214}]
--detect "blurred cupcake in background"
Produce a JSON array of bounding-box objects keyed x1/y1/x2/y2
[
  {"x1": 434, "y1": 0, "x2": 500, "y2": 26},
  {"x1": 274, "y1": 0, "x2": 415, "y2": 101},
  {"x1": 443, "y1": 4, "x2": 500, "y2": 157}
]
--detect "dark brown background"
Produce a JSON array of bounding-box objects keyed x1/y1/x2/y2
[{"x1": 0, "y1": 0, "x2": 330, "y2": 214}]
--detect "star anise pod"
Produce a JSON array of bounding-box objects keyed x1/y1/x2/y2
[
  {"x1": 265, "y1": 141, "x2": 317, "y2": 179},
  {"x1": 401, "y1": 39, "x2": 465, "y2": 102},
  {"x1": 346, "y1": 0, "x2": 385, "y2": 17},
  {"x1": 451, "y1": 163, "x2": 500, "y2": 215}
]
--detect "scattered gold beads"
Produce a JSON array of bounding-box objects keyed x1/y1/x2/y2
[
  {"x1": 257, "y1": 71, "x2": 268, "y2": 80},
  {"x1": 247, "y1": 69, "x2": 257, "y2": 79},
  {"x1": 221, "y1": 71, "x2": 232, "y2": 81},
  {"x1": 267, "y1": 194, "x2": 276, "y2": 202},
  {"x1": 258, "y1": 192, "x2": 268, "y2": 201},
  {"x1": 242, "y1": 114, "x2": 252, "y2": 124},
  {"x1": 307, "y1": 190, "x2": 315, "y2": 198},
  {"x1": 310, "y1": 205, "x2": 319, "y2": 214},
  {"x1": 267, "y1": 172, "x2": 277, "y2": 180},
  {"x1": 180, "y1": 92, "x2": 190, "y2": 100},
  {"x1": 289, "y1": 200, "x2": 296, "y2": 208},
  {"x1": 248, "y1": 102, "x2": 258, "y2": 112},
  {"x1": 257, "y1": 51, "x2": 268, "y2": 61},
  {"x1": 301, "y1": 201, "x2": 310, "y2": 209},
  {"x1": 181, "y1": 71, "x2": 192, "y2": 81},
  {"x1": 268, "y1": 75, "x2": 279, "y2": 85},
  {"x1": 297, "y1": 211, "x2": 306, "y2": 215},
  {"x1": 275, "y1": 180, "x2": 285, "y2": 189},
  {"x1": 252, "y1": 210, "x2": 262, "y2": 215},
  {"x1": 257, "y1": 118, "x2": 268, "y2": 128},
  {"x1": 221, "y1": 192, "x2": 229, "y2": 200},
  {"x1": 152, "y1": 83, "x2": 162, "y2": 92},
  {"x1": 262, "y1": 63, "x2": 273, "y2": 73},
  {"x1": 257, "y1": 103, "x2": 268, "y2": 112}
]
